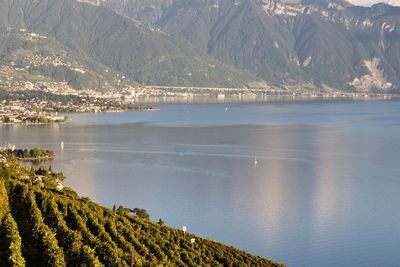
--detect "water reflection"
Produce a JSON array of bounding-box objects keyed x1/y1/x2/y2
[
  {"x1": 1, "y1": 101, "x2": 400, "y2": 266},
  {"x1": 311, "y1": 126, "x2": 355, "y2": 237}
]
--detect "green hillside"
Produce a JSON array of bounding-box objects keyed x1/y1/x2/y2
[
  {"x1": 0, "y1": 31, "x2": 136, "y2": 92},
  {"x1": 0, "y1": 155, "x2": 283, "y2": 266},
  {"x1": 0, "y1": 0, "x2": 260, "y2": 89}
]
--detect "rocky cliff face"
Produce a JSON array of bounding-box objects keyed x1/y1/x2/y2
[{"x1": 104, "y1": 0, "x2": 400, "y2": 91}]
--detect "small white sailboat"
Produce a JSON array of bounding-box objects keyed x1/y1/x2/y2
[
  {"x1": 254, "y1": 157, "x2": 258, "y2": 167},
  {"x1": 60, "y1": 141, "x2": 64, "y2": 150}
]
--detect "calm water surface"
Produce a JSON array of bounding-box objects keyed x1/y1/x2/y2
[{"x1": 1, "y1": 100, "x2": 400, "y2": 266}]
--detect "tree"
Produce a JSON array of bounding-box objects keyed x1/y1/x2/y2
[
  {"x1": 30, "y1": 147, "x2": 43, "y2": 158},
  {"x1": 133, "y1": 208, "x2": 150, "y2": 220}
]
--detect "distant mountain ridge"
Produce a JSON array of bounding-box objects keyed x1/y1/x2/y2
[
  {"x1": 103, "y1": 0, "x2": 400, "y2": 92},
  {"x1": 0, "y1": 0, "x2": 398, "y2": 92},
  {"x1": 0, "y1": 0, "x2": 260, "y2": 90}
]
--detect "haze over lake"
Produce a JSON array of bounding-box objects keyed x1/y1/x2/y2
[{"x1": 1, "y1": 100, "x2": 400, "y2": 266}]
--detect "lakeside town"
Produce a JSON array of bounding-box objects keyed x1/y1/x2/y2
[
  {"x1": 0, "y1": 89, "x2": 157, "y2": 124},
  {"x1": 1, "y1": 85, "x2": 398, "y2": 124}
]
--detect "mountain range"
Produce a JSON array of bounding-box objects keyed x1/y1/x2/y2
[{"x1": 0, "y1": 0, "x2": 399, "y2": 92}]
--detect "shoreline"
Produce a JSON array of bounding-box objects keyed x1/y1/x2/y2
[
  {"x1": 17, "y1": 156, "x2": 54, "y2": 162},
  {"x1": 1, "y1": 94, "x2": 399, "y2": 126},
  {"x1": 0, "y1": 106, "x2": 160, "y2": 125},
  {"x1": 130, "y1": 93, "x2": 400, "y2": 104},
  {"x1": 0, "y1": 121, "x2": 67, "y2": 126}
]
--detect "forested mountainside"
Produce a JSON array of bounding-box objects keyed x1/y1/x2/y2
[
  {"x1": 0, "y1": 155, "x2": 283, "y2": 266},
  {"x1": 0, "y1": 0, "x2": 259, "y2": 90},
  {"x1": 0, "y1": 30, "x2": 137, "y2": 92},
  {"x1": 0, "y1": 0, "x2": 399, "y2": 92},
  {"x1": 103, "y1": 0, "x2": 400, "y2": 92}
]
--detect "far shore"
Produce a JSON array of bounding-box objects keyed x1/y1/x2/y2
[
  {"x1": 0, "y1": 121, "x2": 67, "y2": 126},
  {"x1": 1, "y1": 93, "x2": 399, "y2": 126},
  {"x1": 17, "y1": 156, "x2": 54, "y2": 161},
  {"x1": 130, "y1": 93, "x2": 400, "y2": 104}
]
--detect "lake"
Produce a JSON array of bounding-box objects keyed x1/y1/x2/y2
[{"x1": 1, "y1": 100, "x2": 400, "y2": 266}]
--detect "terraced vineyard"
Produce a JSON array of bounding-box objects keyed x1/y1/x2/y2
[{"x1": 0, "y1": 156, "x2": 283, "y2": 266}]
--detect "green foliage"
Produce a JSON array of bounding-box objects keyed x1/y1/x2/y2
[
  {"x1": 35, "y1": 191, "x2": 102, "y2": 266},
  {"x1": 30, "y1": 148, "x2": 43, "y2": 158},
  {"x1": 0, "y1": 213, "x2": 26, "y2": 267},
  {"x1": 3, "y1": 148, "x2": 55, "y2": 161},
  {"x1": 133, "y1": 208, "x2": 150, "y2": 220},
  {"x1": 8, "y1": 182, "x2": 66, "y2": 266},
  {"x1": 0, "y1": 31, "x2": 136, "y2": 91},
  {"x1": 0, "y1": 160, "x2": 283, "y2": 266},
  {"x1": 0, "y1": 0, "x2": 258, "y2": 89},
  {"x1": 0, "y1": 181, "x2": 9, "y2": 221}
]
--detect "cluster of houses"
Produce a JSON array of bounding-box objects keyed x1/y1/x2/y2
[
  {"x1": 0, "y1": 99, "x2": 66, "y2": 124},
  {"x1": 21, "y1": 175, "x2": 64, "y2": 191}
]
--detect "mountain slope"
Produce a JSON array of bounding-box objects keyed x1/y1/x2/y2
[
  {"x1": 0, "y1": 30, "x2": 136, "y2": 92},
  {"x1": 104, "y1": 0, "x2": 400, "y2": 91},
  {"x1": 0, "y1": 0, "x2": 261, "y2": 88},
  {"x1": 0, "y1": 157, "x2": 283, "y2": 266}
]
